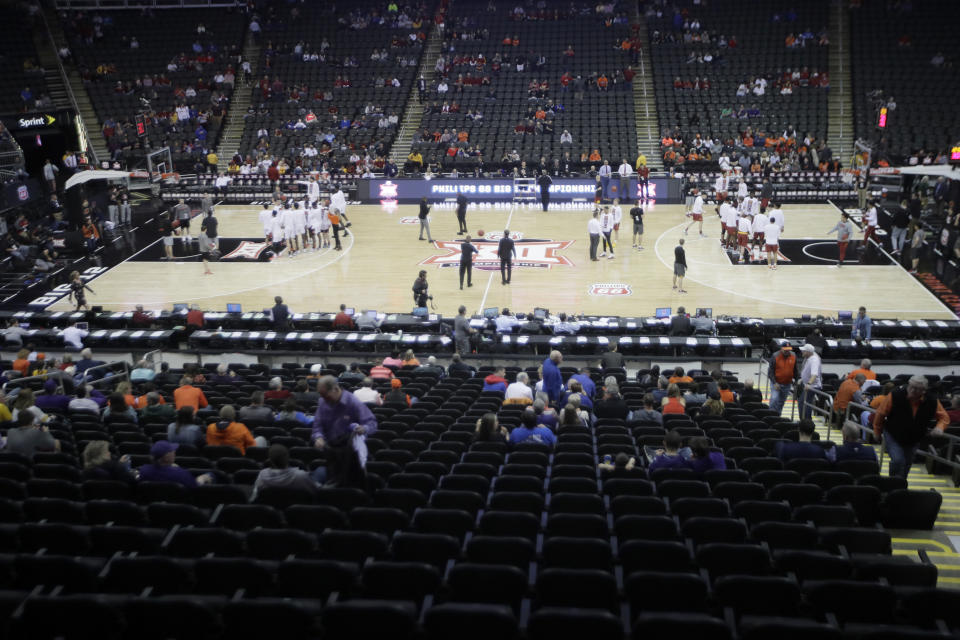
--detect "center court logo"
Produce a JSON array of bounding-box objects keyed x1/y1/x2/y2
[
  {"x1": 222, "y1": 241, "x2": 270, "y2": 260},
  {"x1": 421, "y1": 240, "x2": 575, "y2": 270},
  {"x1": 589, "y1": 283, "x2": 632, "y2": 296}
]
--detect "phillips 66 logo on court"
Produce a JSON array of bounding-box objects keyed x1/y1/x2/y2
[{"x1": 589, "y1": 283, "x2": 632, "y2": 296}]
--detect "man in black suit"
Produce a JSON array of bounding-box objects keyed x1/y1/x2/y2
[
  {"x1": 669, "y1": 306, "x2": 692, "y2": 336},
  {"x1": 537, "y1": 171, "x2": 553, "y2": 211},
  {"x1": 498, "y1": 229, "x2": 516, "y2": 285},
  {"x1": 459, "y1": 235, "x2": 477, "y2": 289},
  {"x1": 455, "y1": 192, "x2": 468, "y2": 235},
  {"x1": 272, "y1": 296, "x2": 292, "y2": 331}
]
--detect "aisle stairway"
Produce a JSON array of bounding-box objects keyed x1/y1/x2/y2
[
  {"x1": 389, "y1": 25, "x2": 442, "y2": 168},
  {"x1": 630, "y1": 6, "x2": 661, "y2": 170},
  {"x1": 826, "y1": 0, "x2": 854, "y2": 161},
  {"x1": 216, "y1": 37, "x2": 261, "y2": 172}
]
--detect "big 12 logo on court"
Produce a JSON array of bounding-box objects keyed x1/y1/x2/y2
[{"x1": 589, "y1": 283, "x2": 632, "y2": 296}]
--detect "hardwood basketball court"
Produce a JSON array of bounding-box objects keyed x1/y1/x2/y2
[{"x1": 48, "y1": 201, "x2": 955, "y2": 321}]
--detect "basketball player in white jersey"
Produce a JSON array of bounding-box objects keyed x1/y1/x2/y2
[
  {"x1": 294, "y1": 200, "x2": 308, "y2": 251},
  {"x1": 307, "y1": 200, "x2": 325, "y2": 250},
  {"x1": 736, "y1": 212, "x2": 752, "y2": 263},
  {"x1": 684, "y1": 188, "x2": 705, "y2": 236},
  {"x1": 714, "y1": 172, "x2": 728, "y2": 203},
  {"x1": 306, "y1": 175, "x2": 321, "y2": 205},
  {"x1": 599, "y1": 206, "x2": 615, "y2": 259},
  {"x1": 768, "y1": 202, "x2": 785, "y2": 234},
  {"x1": 751, "y1": 209, "x2": 766, "y2": 255},
  {"x1": 269, "y1": 209, "x2": 284, "y2": 256},
  {"x1": 736, "y1": 176, "x2": 749, "y2": 200},
  {"x1": 281, "y1": 202, "x2": 300, "y2": 256},
  {"x1": 863, "y1": 201, "x2": 878, "y2": 245},
  {"x1": 259, "y1": 203, "x2": 274, "y2": 242},
  {"x1": 318, "y1": 198, "x2": 332, "y2": 248},
  {"x1": 720, "y1": 199, "x2": 738, "y2": 248},
  {"x1": 763, "y1": 215, "x2": 781, "y2": 269},
  {"x1": 610, "y1": 198, "x2": 623, "y2": 243}
]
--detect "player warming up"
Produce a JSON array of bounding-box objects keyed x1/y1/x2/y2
[{"x1": 684, "y1": 188, "x2": 705, "y2": 236}]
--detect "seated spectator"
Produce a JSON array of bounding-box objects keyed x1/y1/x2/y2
[
  {"x1": 293, "y1": 379, "x2": 321, "y2": 406},
  {"x1": 718, "y1": 381, "x2": 735, "y2": 404},
  {"x1": 775, "y1": 419, "x2": 831, "y2": 461},
  {"x1": 139, "y1": 441, "x2": 212, "y2": 487},
  {"x1": 206, "y1": 405, "x2": 264, "y2": 455},
  {"x1": 700, "y1": 393, "x2": 725, "y2": 417},
  {"x1": 630, "y1": 393, "x2": 663, "y2": 425},
  {"x1": 448, "y1": 353, "x2": 475, "y2": 377},
  {"x1": 558, "y1": 403, "x2": 588, "y2": 430},
  {"x1": 353, "y1": 378, "x2": 382, "y2": 405},
  {"x1": 276, "y1": 399, "x2": 311, "y2": 425},
  {"x1": 401, "y1": 350, "x2": 420, "y2": 367},
  {"x1": 509, "y1": 407, "x2": 556, "y2": 447},
  {"x1": 69, "y1": 385, "x2": 101, "y2": 414},
  {"x1": 415, "y1": 356, "x2": 446, "y2": 378},
  {"x1": 173, "y1": 376, "x2": 208, "y2": 411},
  {"x1": 687, "y1": 437, "x2": 727, "y2": 473},
  {"x1": 482, "y1": 367, "x2": 508, "y2": 393},
  {"x1": 948, "y1": 396, "x2": 960, "y2": 425},
  {"x1": 130, "y1": 360, "x2": 156, "y2": 383},
  {"x1": 738, "y1": 379, "x2": 763, "y2": 404},
  {"x1": 75, "y1": 348, "x2": 105, "y2": 378},
  {"x1": 265, "y1": 377, "x2": 292, "y2": 401},
  {"x1": 239, "y1": 391, "x2": 274, "y2": 424},
  {"x1": 533, "y1": 394, "x2": 558, "y2": 430},
  {"x1": 12, "y1": 390, "x2": 46, "y2": 425},
  {"x1": 562, "y1": 380, "x2": 594, "y2": 411},
  {"x1": 167, "y1": 406, "x2": 205, "y2": 446},
  {"x1": 251, "y1": 444, "x2": 319, "y2": 501},
  {"x1": 81, "y1": 440, "x2": 137, "y2": 483},
  {"x1": 34, "y1": 379, "x2": 71, "y2": 413},
  {"x1": 505, "y1": 372, "x2": 534, "y2": 404},
  {"x1": 139, "y1": 391, "x2": 174, "y2": 422},
  {"x1": 209, "y1": 363, "x2": 239, "y2": 385},
  {"x1": 651, "y1": 375, "x2": 670, "y2": 405},
  {"x1": 383, "y1": 378, "x2": 410, "y2": 406},
  {"x1": 648, "y1": 430, "x2": 689, "y2": 472},
  {"x1": 473, "y1": 412, "x2": 509, "y2": 443},
  {"x1": 11, "y1": 349, "x2": 30, "y2": 377},
  {"x1": 594, "y1": 384, "x2": 628, "y2": 421},
  {"x1": 369, "y1": 362, "x2": 394, "y2": 380},
  {"x1": 661, "y1": 384, "x2": 686, "y2": 414},
  {"x1": 5, "y1": 411, "x2": 59, "y2": 457},
  {"x1": 103, "y1": 392, "x2": 138, "y2": 424},
  {"x1": 835, "y1": 423, "x2": 878, "y2": 463},
  {"x1": 834, "y1": 373, "x2": 866, "y2": 425},
  {"x1": 599, "y1": 452, "x2": 642, "y2": 477},
  {"x1": 668, "y1": 366, "x2": 693, "y2": 384},
  {"x1": 847, "y1": 358, "x2": 876, "y2": 381}
]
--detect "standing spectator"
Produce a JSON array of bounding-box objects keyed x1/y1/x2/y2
[
  {"x1": 42, "y1": 159, "x2": 59, "y2": 192},
  {"x1": 541, "y1": 350, "x2": 564, "y2": 405},
  {"x1": 851, "y1": 306, "x2": 872, "y2": 341},
  {"x1": 873, "y1": 375, "x2": 949, "y2": 479},
  {"x1": 768, "y1": 341, "x2": 798, "y2": 415},
  {"x1": 798, "y1": 344, "x2": 822, "y2": 420},
  {"x1": 311, "y1": 376, "x2": 377, "y2": 487},
  {"x1": 453, "y1": 305, "x2": 474, "y2": 355},
  {"x1": 617, "y1": 158, "x2": 633, "y2": 202}
]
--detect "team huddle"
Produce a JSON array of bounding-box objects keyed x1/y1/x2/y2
[
  {"x1": 258, "y1": 183, "x2": 350, "y2": 257},
  {"x1": 685, "y1": 174, "x2": 786, "y2": 270}
]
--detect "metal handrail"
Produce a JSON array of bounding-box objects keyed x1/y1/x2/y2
[
  {"x1": 794, "y1": 383, "x2": 834, "y2": 428},
  {"x1": 2, "y1": 372, "x2": 66, "y2": 394},
  {"x1": 80, "y1": 360, "x2": 130, "y2": 387}
]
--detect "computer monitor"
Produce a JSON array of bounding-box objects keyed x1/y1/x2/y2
[
  {"x1": 696, "y1": 308, "x2": 713, "y2": 318},
  {"x1": 344, "y1": 307, "x2": 355, "y2": 316},
  {"x1": 534, "y1": 307, "x2": 548, "y2": 319},
  {"x1": 173, "y1": 303, "x2": 188, "y2": 313},
  {"x1": 838, "y1": 310, "x2": 853, "y2": 320},
  {"x1": 76, "y1": 322, "x2": 88, "y2": 331},
  {"x1": 655, "y1": 307, "x2": 672, "y2": 319},
  {"x1": 483, "y1": 307, "x2": 499, "y2": 319},
  {"x1": 411, "y1": 306, "x2": 428, "y2": 317},
  {"x1": 226, "y1": 303, "x2": 242, "y2": 313},
  {"x1": 364, "y1": 310, "x2": 377, "y2": 319}
]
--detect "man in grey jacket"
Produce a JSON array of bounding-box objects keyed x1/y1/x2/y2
[{"x1": 251, "y1": 444, "x2": 320, "y2": 500}]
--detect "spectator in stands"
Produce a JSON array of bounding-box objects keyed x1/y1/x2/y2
[
  {"x1": 661, "y1": 384, "x2": 686, "y2": 414},
  {"x1": 353, "y1": 378, "x2": 381, "y2": 406},
  {"x1": 798, "y1": 343, "x2": 822, "y2": 420},
  {"x1": 629, "y1": 393, "x2": 663, "y2": 425},
  {"x1": 312, "y1": 375, "x2": 377, "y2": 488},
  {"x1": 874, "y1": 375, "x2": 949, "y2": 478},
  {"x1": 167, "y1": 406, "x2": 204, "y2": 446},
  {"x1": 834, "y1": 373, "x2": 866, "y2": 422},
  {"x1": 700, "y1": 392, "x2": 725, "y2": 417},
  {"x1": 69, "y1": 385, "x2": 101, "y2": 414},
  {"x1": 600, "y1": 343, "x2": 624, "y2": 370},
  {"x1": 775, "y1": 419, "x2": 830, "y2": 461},
  {"x1": 474, "y1": 412, "x2": 508, "y2": 443},
  {"x1": 34, "y1": 379, "x2": 71, "y2": 413},
  {"x1": 835, "y1": 423, "x2": 877, "y2": 463},
  {"x1": 75, "y1": 348, "x2": 105, "y2": 378},
  {"x1": 130, "y1": 360, "x2": 156, "y2": 383},
  {"x1": 207, "y1": 405, "x2": 262, "y2": 455},
  {"x1": 648, "y1": 430, "x2": 688, "y2": 472},
  {"x1": 594, "y1": 384, "x2": 629, "y2": 421},
  {"x1": 173, "y1": 375, "x2": 208, "y2": 411},
  {"x1": 482, "y1": 367, "x2": 508, "y2": 393},
  {"x1": 668, "y1": 367, "x2": 693, "y2": 385},
  {"x1": 688, "y1": 437, "x2": 726, "y2": 473},
  {"x1": 847, "y1": 358, "x2": 876, "y2": 381},
  {"x1": 139, "y1": 441, "x2": 212, "y2": 487},
  {"x1": 5, "y1": 411, "x2": 58, "y2": 457},
  {"x1": 239, "y1": 391, "x2": 274, "y2": 424},
  {"x1": 598, "y1": 452, "x2": 641, "y2": 477},
  {"x1": 401, "y1": 350, "x2": 420, "y2": 368},
  {"x1": 509, "y1": 407, "x2": 556, "y2": 448},
  {"x1": 540, "y1": 350, "x2": 564, "y2": 405},
  {"x1": 416, "y1": 356, "x2": 445, "y2": 379},
  {"x1": 948, "y1": 396, "x2": 960, "y2": 425},
  {"x1": 276, "y1": 399, "x2": 311, "y2": 426},
  {"x1": 81, "y1": 440, "x2": 137, "y2": 483},
  {"x1": 738, "y1": 379, "x2": 763, "y2": 405},
  {"x1": 208, "y1": 364, "x2": 238, "y2": 385},
  {"x1": 103, "y1": 393, "x2": 138, "y2": 424},
  {"x1": 251, "y1": 444, "x2": 319, "y2": 501},
  {"x1": 265, "y1": 377, "x2": 292, "y2": 401},
  {"x1": 11, "y1": 390, "x2": 46, "y2": 425},
  {"x1": 140, "y1": 392, "x2": 174, "y2": 422}
]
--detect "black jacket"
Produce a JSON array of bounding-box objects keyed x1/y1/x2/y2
[{"x1": 497, "y1": 237, "x2": 516, "y2": 261}]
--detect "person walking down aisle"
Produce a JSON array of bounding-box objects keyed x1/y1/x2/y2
[
  {"x1": 418, "y1": 197, "x2": 434, "y2": 242},
  {"x1": 498, "y1": 229, "x2": 516, "y2": 285}
]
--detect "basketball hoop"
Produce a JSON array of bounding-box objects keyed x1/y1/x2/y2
[{"x1": 161, "y1": 172, "x2": 181, "y2": 184}]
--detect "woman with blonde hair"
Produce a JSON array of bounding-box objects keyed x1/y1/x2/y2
[
  {"x1": 661, "y1": 383, "x2": 686, "y2": 415},
  {"x1": 81, "y1": 440, "x2": 137, "y2": 482},
  {"x1": 401, "y1": 349, "x2": 420, "y2": 367},
  {"x1": 11, "y1": 389, "x2": 46, "y2": 424}
]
